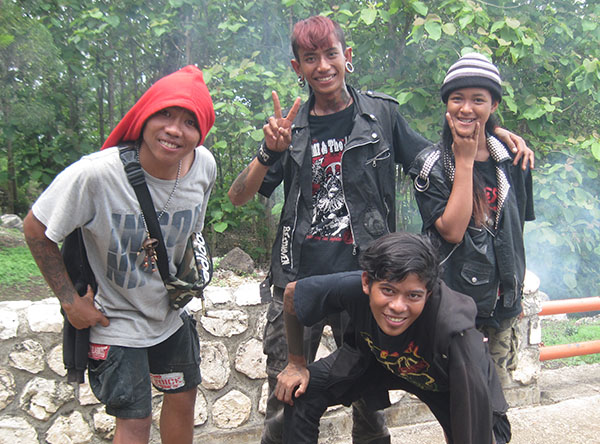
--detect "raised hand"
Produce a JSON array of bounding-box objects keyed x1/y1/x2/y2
[
  {"x1": 263, "y1": 91, "x2": 301, "y2": 152},
  {"x1": 446, "y1": 112, "x2": 480, "y2": 166}
]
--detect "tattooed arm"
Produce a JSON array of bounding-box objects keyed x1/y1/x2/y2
[
  {"x1": 23, "y1": 211, "x2": 109, "y2": 329},
  {"x1": 228, "y1": 92, "x2": 301, "y2": 206},
  {"x1": 227, "y1": 158, "x2": 271, "y2": 206}
]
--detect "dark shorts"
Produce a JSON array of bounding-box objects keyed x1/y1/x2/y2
[{"x1": 88, "y1": 313, "x2": 201, "y2": 419}]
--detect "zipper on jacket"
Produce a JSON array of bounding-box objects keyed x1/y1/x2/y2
[
  {"x1": 340, "y1": 139, "x2": 376, "y2": 255},
  {"x1": 365, "y1": 149, "x2": 390, "y2": 167}
]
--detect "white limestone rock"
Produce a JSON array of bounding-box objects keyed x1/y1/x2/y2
[
  {"x1": 258, "y1": 380, "x2": 268, "y2": 415},
  {"x1": 19, "y1": 377, "x2": 74, "y2": 420},
  {"x1": 46, "y1": 410, "x2": 93, "y2": 444},
  {"x1": 521, "y1": 287, "x2": 545, "y2": 317},
  {"x1": 205, "y1": 286, "x2": 234, "y2": 305},
  {"x1": 523, "y1": 269, "x2": 540, "y2": 295},
  {"x1": 255, "y1": 308, "x2": 268, "y2": 338},
  {"x1": 234, "y1": 282, "x2": 262, "y2": 306},
  {"x1": 513, "y1": 347, "x2": 541, "y2": 385},
  {"x1": 79, "y1": 372, "x2": 100, "y2": 406},
  {"x1": 194, "y1": 389, "x2": 208, "y2": 426},
  {"x1": 529, "y1": 316, "x2": 542, "y2": 345},
  {"x1": 0, "y1": 416, "x2": 38, "y2": 443},
  {"x1": 200, "y1": 341, "x2": 230, "y2": 390},
  {"x1": 152, "y1": 396, "x2": 163, "y2": 427},
  {"x1": 389, "y1": 390, "x2": 407, "y2": 404},
  {"x1": 0, "y1": 306, "x2": 21, "y2": 340},
  {"x1": 28, "y1": 299, "x2": 63, "y2": 333},
  {"x1": 93, "y1": 407, "x2": 116, "y2": 440},
  {"x1": 47, "y1": 344, "x2": 67, "y2": 377},
  {"x1": 200, "y1": 309, "x2": 248, "y2": 337},
  {"x1": 0, "y1": 214, "x2": 23, "y2": 230},
  {"x1": 234, "y1": 338, "x2": 267, "y2": 380},
  {"x1": 9, "y1": 339, "x2": 45, "y2": 374},
  {"x1": 212, "y1": 390, "x2": 251, "y2": 428},
  {"x1": 0, "y1": 369, "x2": 16, "y2": 411}
]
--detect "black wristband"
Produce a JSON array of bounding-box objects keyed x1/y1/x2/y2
[{"x1": 256, "y1": 142, "x2": 283, "y2": 166}]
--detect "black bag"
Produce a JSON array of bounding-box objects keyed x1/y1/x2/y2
[{"x1": 61, "y1": 228, "x2": 96, "y2": 383}]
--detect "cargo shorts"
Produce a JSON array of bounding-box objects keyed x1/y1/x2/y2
[{"x1": 88, "y1": 312, "x2": 201, "y2": 419}]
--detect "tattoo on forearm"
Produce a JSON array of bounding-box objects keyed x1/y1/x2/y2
[
  {"x1": 27, "y1": 238, "x2": 75, "y2": 305},
  {"x1": 230, "y1": 167, "x2": 250, "y2": 196}
]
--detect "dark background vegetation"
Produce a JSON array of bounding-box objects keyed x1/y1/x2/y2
[{"x1": 1, "y1": 0, "x2": 599, "y2": 301}]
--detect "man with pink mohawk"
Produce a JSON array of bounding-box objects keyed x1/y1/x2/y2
[{"x1": 24, "y1": 65, "x2": 216, "y2": 444}]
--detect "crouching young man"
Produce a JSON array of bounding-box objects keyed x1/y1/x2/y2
[{"x1": 275, "y1": 232, "x2": 511, "y2": 444}]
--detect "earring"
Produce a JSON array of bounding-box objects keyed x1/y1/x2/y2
[
  {"x1": 345, "y1": 61, "x2": 354, "y2": 73},
  {"x1": 297, "y1": 76, "x2": 306, "y2": 88}
]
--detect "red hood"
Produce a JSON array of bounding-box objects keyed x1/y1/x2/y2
[{"x1": 102, "y1": 65, "x2": 215, "y2": 150}]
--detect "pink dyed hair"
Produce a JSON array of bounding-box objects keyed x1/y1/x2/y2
[{"x1": 291, "y1": 15, "x2": 346, "y2": 60}]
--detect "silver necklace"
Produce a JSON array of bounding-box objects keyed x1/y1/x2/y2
[{"x1": 136, "y1": 148, "x2": 182, "y2": 272}]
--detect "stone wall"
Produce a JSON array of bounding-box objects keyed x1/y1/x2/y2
[{"x1": 0, "y1": 274, "x2": 544, "y2": 444}]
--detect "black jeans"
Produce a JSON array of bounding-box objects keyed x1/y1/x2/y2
[
  {"x1": 283, "y1": 350, "x2": 391, "y2": 444},
  {"x1": 261, "y1": 286, "x2": 389, "y2": 444}
]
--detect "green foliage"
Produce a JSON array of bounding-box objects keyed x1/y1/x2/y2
[
  {"x1": 542, "y1": 318, "x2": 600, "y2": 366},
  {"x1": 2, "y1": 0, "x2": 599, "y2": 299}
]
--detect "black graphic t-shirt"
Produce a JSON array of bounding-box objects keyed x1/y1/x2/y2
[
  {"x1": 475, "y1": 158, "x2": 498, "y2": 229},
  {"x1": 294, "y1": 271, "x2": 448, "y2": 392},
  {"x1": 297, "y1": 104, "x2": 358, "y2": 279}
]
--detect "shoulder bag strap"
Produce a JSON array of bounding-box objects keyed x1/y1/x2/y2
[{"x1": 118, "y1": 145, "x2": 170, "y2": 282}]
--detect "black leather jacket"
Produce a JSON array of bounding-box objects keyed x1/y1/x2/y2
[
  {"x1": 259, "y1": 86, "x2": 429, "y2": 288},
  {"x1": 410, "y1": 141, "x2": 535, "y2": 324}
]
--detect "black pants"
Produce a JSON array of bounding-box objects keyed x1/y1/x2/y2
[
  {"x1": 261, "y1": 286, "x2": 389, "y2": 444},
  {"x1": 283, "y1": 349, "x2": 511, "y2": 444}
]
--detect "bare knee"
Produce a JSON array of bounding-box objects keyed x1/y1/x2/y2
[
  {"x1": 163, "y1": 388, "x2": 197, "y2": 413},
  {"x1": 114, "y1": 416, "x2": 152, "y2": 444}
]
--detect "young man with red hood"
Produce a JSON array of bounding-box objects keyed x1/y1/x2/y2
[{"x1": 23, "y1": 65, "x2": 215, "y2": 444}]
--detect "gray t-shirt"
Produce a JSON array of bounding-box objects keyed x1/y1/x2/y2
[{"x1": 32, "y1": 146, "x2": 216, "y2": 347}]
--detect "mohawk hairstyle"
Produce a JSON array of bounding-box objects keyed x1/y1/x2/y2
[{"x1": 291, "y1": 15, "x2": 346, "y2": 61}]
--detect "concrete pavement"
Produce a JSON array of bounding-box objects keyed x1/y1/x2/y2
[{"x1": 324, "y1": 363, "x2": 600, "y2": 444}]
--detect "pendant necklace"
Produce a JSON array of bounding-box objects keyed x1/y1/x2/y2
[{"x1": 136, "y1": 149, "x2": 182, "y2": 273}]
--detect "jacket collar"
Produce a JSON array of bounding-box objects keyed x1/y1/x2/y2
[{"x1": 292, "y1": 85, "x2": 374, "y2": 129}]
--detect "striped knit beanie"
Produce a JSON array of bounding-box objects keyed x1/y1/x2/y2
[{"x1": 441, "y1": 52, "x2": 502, "y2": 103}]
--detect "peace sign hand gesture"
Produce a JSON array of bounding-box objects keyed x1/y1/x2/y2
[{"x1": 263, "y1": 91, "x2": 301, "y2": 152}]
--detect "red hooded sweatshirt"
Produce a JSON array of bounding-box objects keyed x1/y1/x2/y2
[{"x1": 102, "y1": 65, "x2": 215, "y2": 150}]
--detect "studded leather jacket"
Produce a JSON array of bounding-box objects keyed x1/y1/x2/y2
[
  {"x1": 259, "y1": 86, "x2": 429, "y2": 288},
  {"x1": 410, "y1": 139, "x2": 535, "y2": 324}
]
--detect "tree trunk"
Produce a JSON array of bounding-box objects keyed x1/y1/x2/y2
[
  {"x1": 6, "y1": 137, "x2": 16, "y2": 214},
  {"x1": 97, "y1": 67, "x2": 105, "y2": 144},
  {"x1": 107, "y1": 68, "x2": 115, "y2": 130}
]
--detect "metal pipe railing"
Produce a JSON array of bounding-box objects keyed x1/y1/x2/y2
[
  {"x1": 538, "y1": 297, "x2": 600, "y2": 361},
  {"x1": 539, "y1": 340, "x2": 600, "y2": 361},
  {"x1": 538, "y1": 296, "x2": 600, "y2": 316}
]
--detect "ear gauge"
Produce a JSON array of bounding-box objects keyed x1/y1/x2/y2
[{"x1": 345, "y1": 61, "x2": 355, "y2": 73}]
